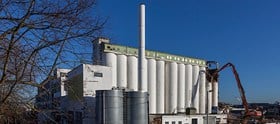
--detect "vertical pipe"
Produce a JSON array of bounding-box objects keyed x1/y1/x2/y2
[
  {"x1": 207, "y1": 81, "x2": 213, "y2": 114},
  {"x1": 199, "y1": 66, "x2": 206, "y2": 114},
  {"x1": 177, "y1": 63, "x2": 185, "y2": 113},
  {"x1": 212, "y1": 82, "x2": 219, "y2": 108},
  {"x1": 185, "y1": 64, "x2": 192, "y2": 108},
  {"x1": 192, "y1": 65, "x2": 199, "y2": 113},
  {"x1": 168, "y1": 62, "x2": 178, "y2": 113},
  {"x1": 127, "y1": 56, "x2": 138, "y2": 91},
  {"x1": 156, "y1": 60, "x2": 165, "y2": 113},
  {"x1": 105, "y1": 53, "x2": 117, "y2": 87},
  {"x1": 138, "y1": 4, "x2": 146, "y2": 91},
  {"x1": 148, "y1": 59, "x2": 156, "y2": 113},
  {"x1": 142, "y1": 58, "x2": 148, "y2": 91},
  {"x1": 117, "y1": 54, "x2": 127, "y2": 88}
]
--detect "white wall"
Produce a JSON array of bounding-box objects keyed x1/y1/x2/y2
[
  {"x1": 67, "y1": 64, "x2": 112, "y2": 98},
  {"x1": 83, "y1": 64, "x2": 112, "y2": 96},
  {"x1": 103, "y1": 53, "x2": 209, "y2": 114},
  {"x1": 160, "y1": 114, "x2": 227, "y2": 124}
]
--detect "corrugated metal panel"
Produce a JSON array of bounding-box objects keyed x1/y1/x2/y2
[
  {"x1": 125, "y1": 91, "x2": 148, "y2": 124},
  {"x1": 96, "y1": 90, "x2": 124, "y2": 124}
]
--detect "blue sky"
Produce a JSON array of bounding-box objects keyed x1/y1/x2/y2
[{"x1": 95, "y1": 0, "x2": 280, "y2": 104}]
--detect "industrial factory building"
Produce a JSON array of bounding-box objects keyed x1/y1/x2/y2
[
  {"x1": 36, "y1": 4, "x2": 227, "y2": 124},
  {"x1": 36, "y1": 38, "x2": 227, "y2": 124},
  {"x1": 93, "y1": 38, "x2": 216, "y2": 115}
]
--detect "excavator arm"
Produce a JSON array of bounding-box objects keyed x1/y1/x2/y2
[
  {"x1": 207, "y1": 62, "x2": 252, "y2": 124},
  {"x1": 217, "y1": 63, "x2": 250, "y2": 116}
]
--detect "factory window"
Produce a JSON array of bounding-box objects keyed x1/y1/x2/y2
[
  {"x1": 191, "y1": 118, "x2": 198, "y2": 124},
  {"x1": 94, "y1": 72, "x2": 103, "y2": 77},
  {"x1": 178, "y1": 121, "x2": 182, "y2": 124},
  {"x1": 165, "y1": 122, "x2": 169, "y2": 124},
  {"x1": 172, "y1": 121, "x2": 176, "y2": 124}
]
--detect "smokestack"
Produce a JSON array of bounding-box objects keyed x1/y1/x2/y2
[{"x1": 138, "y1": 4, "x2": 145, "y2": 91}]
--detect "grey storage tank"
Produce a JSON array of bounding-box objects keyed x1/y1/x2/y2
[
  {"x1": 125, "y1": 91, "x2": 148, "y2": 124},
  {"x1": 96, "y1": 90, "x2": 124, "y2": 124}
]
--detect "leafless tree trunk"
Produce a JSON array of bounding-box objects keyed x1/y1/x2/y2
[{"x1": 0, "y1": 0, "x2": 105, "y2": 122}]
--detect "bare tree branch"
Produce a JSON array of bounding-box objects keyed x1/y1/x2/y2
[{"x1": 0, "y1": 0, "x2": 104, "y2": 122}]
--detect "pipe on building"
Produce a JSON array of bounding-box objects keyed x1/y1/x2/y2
[{"x1": 138, "y1": 4, "x2": 146, "y2": 91}]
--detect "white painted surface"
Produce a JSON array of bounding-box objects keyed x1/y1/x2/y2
[
  {"x1": 160, "y1": 114, "x2": 227, "y2": 124},
  {"x1": 67, "y1": 64, "x2": 112, "y2": 97},
  {"x1": 117, "y1": 54, "x2": 127, "y2": 88},
  {"x1": 55, "y1": 69, "x2": 71, "y2": 97},
  {"x1": 141, "y1": 58, "x2": 148, "y2": 92},
  {"x1": 199, "y1": 66, "x2": 206, "y2": 114},
  {"x1": 167, "y1": 62, "x2": 178, "y2": 113},
  {"x1": 207, "y1": 81, "x2": 213, "y2": 114},
  {"x1": 185, "y1": 64, "x2": 192, "y2": 108},
  {"x1": 138, "y1": 4, "x2": 146, "y2": 91},
  {"x1": 165, "y1": 62, "x2": 170, "y2": 113},
  {"x1": 105, "y1": 53, "x2": 117, "y2": 87},
  {"x1": 212, "y1": 82, "x2": 219, "y2": 107},
  {"x1": 177, "y1": 63, "x2": 185, "y2": 112},
  {"x1": 192, "y1": 65, "x2": 200, "y2": 113},
  {"x1": 148, "y1": 59, "x2": 156, "y2": 113},
  {"x1": 127, "y1": 56, "x2": 138, "y2": 91},
  {"x1": 156, "y1": 60, "x2": 165, "y2": 113}
]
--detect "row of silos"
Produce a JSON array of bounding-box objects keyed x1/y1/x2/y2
[
  {"x1": 95, "y1": 90, "x2": 148, "y2": 124},
  {"x1": 104, "y1": 52, "x2": 218, "y2": 114}
]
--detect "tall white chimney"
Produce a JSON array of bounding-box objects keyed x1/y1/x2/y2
[{"x1": 138, "y1": 4, "x2": 146, "y2": 91}]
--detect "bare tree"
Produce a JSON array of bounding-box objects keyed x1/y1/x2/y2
[{"x1": 0, "y1": 0, "x2": 105, "y2": 122}]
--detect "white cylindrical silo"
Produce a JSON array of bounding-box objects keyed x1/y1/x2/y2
[
  {"x1": 127, "y1": 56, "x2": 138, "y2": 91},
  {"x1": 212, "y1": 82, "x2": 219, "y2": 108},
  {"x1": 156, "y1": 60, "x2": 165, "y2": 113},
  {"x1": 192, "y1": 65, "x2": 199, "y2": 113},
  {"x1": 105, "y1": 53, "x2": 117, "y2": 87},
  {"x1": 148, "y1": 59, "x2": 156, "y2": 114},
  {"x1": 207, "y1": 81, "x2": 213, "y2": 114},
  {"x1": 199, "y1": 66, "x2": 206, "y2": 114},
  {"x1": 165, "y1": 62, "x2": 170, "y2": 113},
  {"x1": 117, "y1": 54, "x2": 127, "y2": 88},
  {"x1": 167, "y1": 62, "x2": 178, "y2": 113},
  {"x1": 185, "y1": 64, "x2": 192, "y2": 108},
  {"x1": 177, "y1": 63, "x2": 185, "y2": 113}
]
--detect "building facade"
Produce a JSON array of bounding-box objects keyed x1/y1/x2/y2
[{"x1": 36, "y1": 38, "x2": 226, "y2": 123}]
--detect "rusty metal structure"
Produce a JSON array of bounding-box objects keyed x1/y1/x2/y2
[{"x1": 207, "y1": 62, "x2": 263, "y2": 124}]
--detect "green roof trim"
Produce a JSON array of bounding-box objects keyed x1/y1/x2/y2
[{"x1": 103, "y1": 43, "x2": 206, "y2": 66}]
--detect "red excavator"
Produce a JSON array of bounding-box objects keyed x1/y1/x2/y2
[{"x1": 206, "y1": 62, "x2": 263, "y2": 124}]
